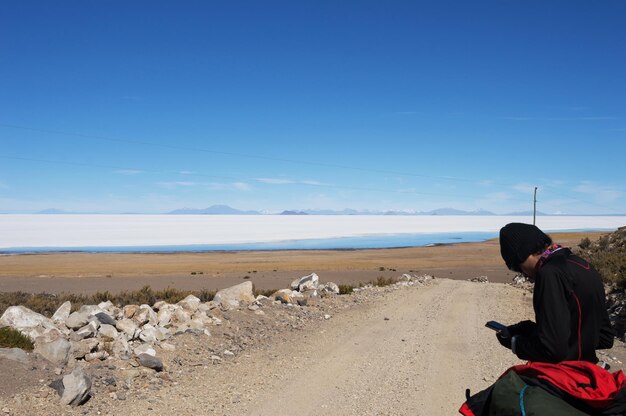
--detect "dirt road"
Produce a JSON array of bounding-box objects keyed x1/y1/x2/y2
[
  {"x1": 237, "y1": 279, "x2": 532, "y2": 416},
  {"x1": 85, "y1": 279, "x2": 535, "y2": 416}
]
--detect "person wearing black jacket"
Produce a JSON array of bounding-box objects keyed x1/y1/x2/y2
[{"x1": 497, "y1": 223, "x2": 614, "y2": 363}]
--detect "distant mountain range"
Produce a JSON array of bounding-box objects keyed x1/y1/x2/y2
[
  {"x1": 168, "y1": 205, "x2": 260, "y2": 215},
  {"x1": 163, "y1": 205, "x2": 542, "y2": 216},
  {"x1": 26, "y1": 205, "x2": 582, "y2": 216}
]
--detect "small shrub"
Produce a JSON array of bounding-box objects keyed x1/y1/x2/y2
[
  {"x1": 371, "y1": 276, "x2": 399, "y2": 287},
  {"x1": 379, "y1": 267, "x2": 386, "y2": 271},
  {"x1": 253, "y1": 288, "x2": 276, "y2": 297},
  {"x1": 578, "y1": 237, "x2": 591, "y2": 249},
  {"x1": 338, "y1": 284, "x2": 354, "y2": 295},
  {"x1": 0, "y1": 327, "x2": 34, "y2": 351}
]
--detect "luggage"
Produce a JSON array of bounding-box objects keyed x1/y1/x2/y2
[{"x1": 460, "y1": 361, "x2": 626, "y2": 416}]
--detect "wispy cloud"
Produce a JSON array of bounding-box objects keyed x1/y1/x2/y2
[
  {"x1": 254, "y1": 178, "x2": 295, "y2": 185},
  {"x1": 178, "y1": 170, "x2": 195, "y2": 175},
  {"x1": 573, "y1": 181, "x2": 623, "y2": 204},
  {"x1": 511, "y1": 183, "x2": 536, "y2": 194},
  {"x1": 207, "y1": 182, "x2": 251, "y2": 191},
  {"x1": 254, "y1": 178, "x2": 327, "y2": 186},
  {"x1": 114, "y1": 169, "x2": 143, "y2": 175},
  {"x1": 0, "y1": 181, "x2": 8, "y2": 190},
  {"x1": 157, "y1": 181, "x2": 197, "y2": 189}
]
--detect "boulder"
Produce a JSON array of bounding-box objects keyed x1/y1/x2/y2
[
  {"x1": 290, "y1": 272, "x2": 319, "y2": 292},
  {"x1": 152, "y1": 300, "x2": 168, "y2": 311},
  {"x1": 123, "y1": 305, "x2": 138, "y2": 319},
  {"x1": 213, "y1": 281, "x2": 255, "y2": 309},
  {"x1": 70, "y1": 338, "x2": 99, "y2": 360},
  {"x1": 34, "y1": 338, "x2": 70, "y2": 364},
  {"x1": 60, "y1": 368, "x2": 92, "y2": 406},
  {"x1": 0, "y1": 347, "x2": 30, "y2": 364},
  {"x1": 173, "y1": 308, "x2": 191, "y2": 324},
  {"x1": 65, "y1": 311, "x2": 89, "y2": 330},
  {"x1": 97, "y1": 300, "x2": 114, "y2": 311},
  {"x1": 134, "y1": 344, "x2": 156, "y2": 357},
  {"x1": 51, "y1": 301, "x2": 72, "y2": 324},
  {"x1": 178, "y1": 295, "x2": 201, "y2": 312},
  {"x1": 116, "y1": 319, "x2": 139, "y2": 340},
  {"x1": 157, "y1": 308, "x2": 173, "y2": 326},
  {"x1": 320, "y1": 282, "x2": 340, "y2": 295},
  {"x1": 136, "y1": 353, "x2": 163, "y2": 372},
  {"x1": 134, "y1": 304, "x2": 157, "y2": 326},
  {"x1": 75, "y1": 321, "x2": 99, "y2": 340},
  {"x1": 94, "y1": 312, "x2": 116, "y2": 326},
  {"x1": 139, "y1": 324, "x2": 158, "y2": 343},
  {"x1": 98, "y1": 324, "x2": 118, "y2": 340},
  {"x1": 0, "y1": 306, "x2": 58, "y2": 340},
  {"x1": 272, "y1": 289, "x2": 295, "y2": 304}
]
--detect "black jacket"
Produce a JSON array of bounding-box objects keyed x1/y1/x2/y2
[{"x1": 513, "y1": 247, "x2": 614, "y2": 363}]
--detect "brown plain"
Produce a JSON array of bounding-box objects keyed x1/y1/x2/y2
[{"x1": 0, "y1": 231, "x2": 606, "y2": 294}]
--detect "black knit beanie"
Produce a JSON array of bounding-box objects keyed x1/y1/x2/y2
[{"x1": 499, "y1": 223, "x2": 552, "y2": 272}]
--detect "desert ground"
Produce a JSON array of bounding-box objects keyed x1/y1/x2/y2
[{"x1": 0, "y1": 231, "x2": 604, "y2": 294}]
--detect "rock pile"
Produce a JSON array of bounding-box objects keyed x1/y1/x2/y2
[{"x1": 0, "y1": 275, "x2": 348, "y2": 407}]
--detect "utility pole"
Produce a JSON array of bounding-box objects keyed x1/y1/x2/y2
[{"x1": 533, "y1": 187, "x2": 538, "y2": 225}]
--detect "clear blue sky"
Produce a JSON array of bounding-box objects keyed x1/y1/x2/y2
[{"x1": 1, "y1": 1, "x2": 625, "y2": 214}]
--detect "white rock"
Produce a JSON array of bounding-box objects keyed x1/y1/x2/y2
[
  {"x1": 60, "y1": 368, "x2": 92, "y2": 406},
  {"x1": 152, "y1": 300, "x2": 170, "y2": 311},
  {"x1": 0, "y1": 306, "x2": 58, "y2": 340},
  {"x1": 321, "y1": 282, "x2": 340, "y2": 295},
  {"x1": 70, "y1": 338, "x2": 99, "y2": 360},
  {"x1": 213, "y1": 281, "x2": 255, "y2": 309},
  {"x1": 134, "y1": 344, "x2": 156, "y2": 357},
  {"x1": 97, "y1": 300, "x2": 114, "y2": 311},
  {"x1": 178, "y1": 295, "x2": 201, "y2": 312},
  {"x1": 85, "y1": 350, "x2": 109, "y2": 362},
  {"x1": 173, "y1": 308, "x2": 191, "y2": 324},
  {"x1": 134, "y1": 304, "x2": 157, "y2": 326},
  {"x1": 51, "y1": 301, "x2": 72, "y2": 324},
  {"x1": 116, "y1": 319, "x2": 139, "y2": 340},
  {"x1": 290, "y1": 272, "x2": 319, "y2": 292},
  {"x1": 34, "y1": 338, "x2": 70, "y2": 364},
  {"x1": 65, "y1": 311, "x2": 89, "y2": 330},
  {"x1": 98, "y1": 324, "x2": 118, "y2": 340},
  {"x1": 157, "y1": 308, "x2": 173, "y2": 326},
  {"x1": 139, "y1": 324, "x2": 157, "y2": 343},
  {"x1": 75, "y1": 321, "x2": 99, "y2": 340}
]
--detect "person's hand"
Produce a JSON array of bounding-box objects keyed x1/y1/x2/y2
[
  {"x1": 496, "y1": 328, "x2": 512, "y2": 349},
  {"x1": 507, "y1": 320, "x2": 536, "y2": 337}
]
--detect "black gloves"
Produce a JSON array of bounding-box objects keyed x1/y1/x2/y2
[
  {"x1": 507, "y1": 320, "x2": 536, "y2": 337},
  {"x1": 496, "y1": 320, "x2": 536, "y2": 351},
  {"x1": 496, "y1": 328, "x2": 512, "y2": 349}
]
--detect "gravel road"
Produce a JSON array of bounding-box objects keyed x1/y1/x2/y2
[{"x1": 234, "y1": 279, "x2": 532, "y2": 416}]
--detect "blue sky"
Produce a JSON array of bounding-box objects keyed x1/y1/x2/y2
[{"x1": 1, "y1": 1, "x2": 625, "y2": 214}]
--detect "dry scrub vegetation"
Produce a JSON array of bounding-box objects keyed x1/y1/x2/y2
[{"x1": 575, "y1": 226, "x2": 626, "y2": 286}]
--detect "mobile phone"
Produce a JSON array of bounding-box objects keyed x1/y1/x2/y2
[{"x1": 485, "y1": 321, "x2": 507, "y2": 332}]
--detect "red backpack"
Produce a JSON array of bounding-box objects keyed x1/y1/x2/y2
[{"x1": 460, "y1": 361, "x2": 626, "y2": 415}]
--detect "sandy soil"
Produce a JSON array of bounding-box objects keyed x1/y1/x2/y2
[{"x1": 0, "y1": 232, "x2": 604, "y2": 294}]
